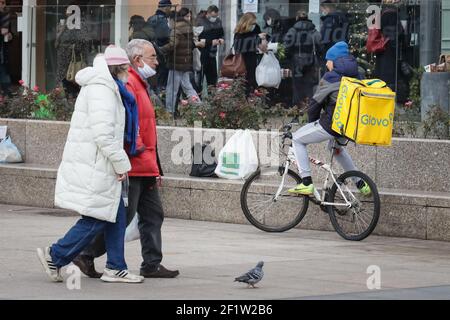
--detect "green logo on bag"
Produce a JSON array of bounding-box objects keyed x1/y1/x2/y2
[
  {"x1": 360, "y1": 113, "x2": 394, "y2": 127},
  {"x1": 220, "y1": 152, "x2": 240, "y2": 175}
]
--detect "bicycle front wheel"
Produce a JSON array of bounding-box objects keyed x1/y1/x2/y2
[
  {"x1": 240, "y1": 167, "x2": 309, "y2": 232},
  {"x1": 328, "y1": 171, "x2": 380, "y2": 241}
]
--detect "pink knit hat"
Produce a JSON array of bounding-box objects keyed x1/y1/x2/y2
[{"x1": 104, "y1": 45, "x2": 130, "y2": 66}]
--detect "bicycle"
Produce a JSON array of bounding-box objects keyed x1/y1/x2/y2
[{"x1": 240, "y1": 122, "x2": 381, "y2": 241}]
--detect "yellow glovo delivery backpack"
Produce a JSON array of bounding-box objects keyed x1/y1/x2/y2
[{"x1": 332, "y1": 77, "x2": 396, "y2": 146}]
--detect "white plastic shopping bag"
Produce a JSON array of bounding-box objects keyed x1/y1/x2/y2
[
  {"x1": 193, "y1": 48, "x2": 202, "y2": 72},
  {"x1": 0, "y1": 136, "x2": 23, "y2": 163},
  {"x1": 256, "y1": 51, "x2": 282, "y2": 88},
  {"x1": 125, "y1": 213, "x2": 140, "y2": 242},
  {"x1": 193, "y1": 26, "x2": 204, "y2": 72},
  {"x1": 215, "y1": 130, "x2": 259, "y2": 180},
  {"x1": 267, "y1": 42, "x2": 279, "y2": 53}
]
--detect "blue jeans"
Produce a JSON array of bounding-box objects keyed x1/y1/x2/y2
[{"x1": 50, "y1": 198, "x2": 128, "y2": 270}]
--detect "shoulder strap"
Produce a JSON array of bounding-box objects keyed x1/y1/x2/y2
[{"x1": 312, "y1": 32, "x2": 316, "y2": 56}]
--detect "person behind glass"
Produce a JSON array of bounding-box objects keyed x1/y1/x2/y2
[
  {"x1": 197, "y1": 5, "x2": 225, "y2": 87},
  {"x1": 36, "y1": 46, "x2": 143, "y2": 284},
  {"x1": 129, "y1": 15, "x2": 153, "y2": 42},
  {"x1": 0, "y1": 0, "x2": 13, "y2": 98},
  {"x1": 161, "y1": 8, "x2": 202, "y2": 115},
  {"x1": 262, "y1": 8, "x2": 295, "y2": 108},
  {"x1": 263, "y1": 8, "x2": 295, "y2": 44},
  {"x1": 233, "y1": 13, "x2": 268, "y2": 96},
  {"x1": 74, "y1": 39, "x2": 179, "y2": 279},
  {"x1": 55, "y1": 1, "x2": 90, "y2": 99},
  {"x1": 284, "y1": 11, "x2": 323, "y2": 109},
  {"x1": 374, "y1": 0, "x2": 405, "y2": 96},
  {"x1": 319, "y1": 0, "x2": 349, "y2": 60},
  {"x1": 195, "y1": 9, "x2": 207, "y2": 26},
  {"x1": 146, "y1": 0, "x2": 173, "y2": 93}
]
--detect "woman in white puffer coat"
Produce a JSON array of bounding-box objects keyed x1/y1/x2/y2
[{"x1": 36, "y1": 46, "x2": 143, "y2": 284}]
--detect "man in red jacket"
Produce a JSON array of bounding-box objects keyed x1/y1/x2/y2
[{"x1": 73, "y1": 39, "x2": 179, "y2": 279}]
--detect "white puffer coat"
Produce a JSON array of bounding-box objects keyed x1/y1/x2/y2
[{"x1": 54, "y1": 55, "x2": 131, "y2": 223}]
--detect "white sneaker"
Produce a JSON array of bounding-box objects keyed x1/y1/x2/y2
[
  {"x1": 36, "y1": 247, "x2": 63, "y2": 282},
  {"x1": 100, "y1": 268, "x2": 144, "y2": 283}
]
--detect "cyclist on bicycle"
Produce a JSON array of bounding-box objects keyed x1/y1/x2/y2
[{"x1": 288, "y1": 41, "x2": 371, "y2": 196}]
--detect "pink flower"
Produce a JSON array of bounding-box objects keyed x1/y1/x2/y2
[
  {"x1": 33, "y1": 86, "x2": 40, "y2": 92},
  {"x1": 218, "y1": 83, "x2": 230, "y2": 90},
  {"x1": 181, "y1": 99, "x2": 189, "y2": 106},
  {"x1": 254, "y1": 89, "x2": 263, "y2": 97},
  {"x1": 404, "y1": 100, "x2": 413, "y2": 109},
  {"x1": 19, "y1": 80, "x2": 25, "y2": 86},
  {"x1": 219, "y1": 112, "x2": 226, "y2": 120}
]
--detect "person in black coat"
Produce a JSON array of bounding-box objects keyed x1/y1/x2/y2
[
  {"x1": 0, "y1": 0, "x2": 12, "y2": 97},
  {"x1": 374, "y1": 0, "x2": 408, "y2": 102},
  {"x1": 233, "y1": 12, "x2": 267, "y2": 96},
  {"x1": 262, "y1": 8, "x2": 296, "y2": 107},
  {"x1": 197, "y1": 5, "x2": 225, "y2": 87},
  {"x1": 262, "y1": 8, "x2": 295, "y2": 45},
  {"x1": 284, "y1": 11, "x2": 323, "y2": 108},
  {"x1": 145, "y1": 0, "x2": 173, "y2": 92},
  {"x1": 320, "y1": 1, "x2": 350, "y2": 57}
]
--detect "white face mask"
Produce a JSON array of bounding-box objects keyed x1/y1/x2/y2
[
  {"x1": 208, "y1": 16, "x2": 218, "y2": 23},
  {"x1": 138, "y1": 62, "x2": 157, "y2": 79},
  {"x1": 267, "y1": 18, "x2": 273, "y2": 26}
]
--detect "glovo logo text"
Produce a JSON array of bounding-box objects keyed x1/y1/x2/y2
[
  {"x1": 334, "y1": 84, "x2": 348, "y2": 129},
  {"x1": 360, "y1": 113, "x2": 394, "y2": 127}
]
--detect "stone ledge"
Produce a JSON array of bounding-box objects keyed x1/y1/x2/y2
[
  {"x1": 1, "y1": 164, "x2": 449, "y2": 208},
  {"x1": 1, "y1": 164, "x2": 450, "y2": 241},
  {"x1": 0, "y1": 163, "x2": 57, "y2": 178},
  {"x1": 2, "y1": 118, "x2": 450, "y2": 192}
]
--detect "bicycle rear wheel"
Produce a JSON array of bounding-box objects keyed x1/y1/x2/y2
[
  {"x1": 240, "y1": 167, "x2": 309, "y2": 232},
  {"x1": 328, "y1": 171, "x2": 380, "y2": 241}
]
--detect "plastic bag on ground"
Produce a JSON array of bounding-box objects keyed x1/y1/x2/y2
[
  {"x1": 0, "y1": 136, "x2": 23, "y2": 163},
  {"x1": 215, "y1": 130, "x2": 259, "y2": 180}
]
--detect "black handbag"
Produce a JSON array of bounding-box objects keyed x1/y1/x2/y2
[{"x1": 189, "y1": 142, "x2": 218, "y2": 178}]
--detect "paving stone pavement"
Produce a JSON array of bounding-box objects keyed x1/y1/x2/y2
[{"x1": 1, "y1": 204, "x2": 450, "y2": 300}]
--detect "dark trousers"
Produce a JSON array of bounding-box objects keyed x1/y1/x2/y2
[
  {"x1": 292, "y1": 65, "x2": 319, "y2": 107},
  {"x1": 242, "y1": 52, "x2": 258, "y2": 96},
  {"x1": 81, "y1": 177, "x2": 164, "y2": 272},
  {"x1": 0, "y1": 63, "x2": 11, "y2": 96},
  {"x1": 201, "y1": 56, "x2": 218, "y2": 87}
]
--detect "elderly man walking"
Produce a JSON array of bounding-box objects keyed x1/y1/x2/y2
[{"x1": 73, "y1": 39, "x2": 179, "y2": 279}]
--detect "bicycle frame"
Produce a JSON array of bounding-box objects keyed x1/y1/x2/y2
[{"x1": 273, "y1": 141, "x2": 353, "y2": 208}]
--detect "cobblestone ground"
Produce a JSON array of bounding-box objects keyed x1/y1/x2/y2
[{"x1": 1, "y1": 204, "x2": 450, "y2": 300}]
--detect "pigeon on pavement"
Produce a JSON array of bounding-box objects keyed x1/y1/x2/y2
[{"x1": 234, "y1": 261, "x2": 264, "y2": 288}]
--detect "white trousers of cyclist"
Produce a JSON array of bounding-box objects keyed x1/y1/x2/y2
[{"x1": 292, "y1": 121, "x2": 358, "y2": 179}]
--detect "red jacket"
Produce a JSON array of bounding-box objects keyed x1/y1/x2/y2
[{"x1": 126, "y1": 68, "x2": 162, "y2": 177}]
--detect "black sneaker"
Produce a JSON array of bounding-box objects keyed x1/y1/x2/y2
[
  {"x1": 72, "y1": 255, "x2": 102, "y2": 279},
  {"x1": 140, "y1": 265, "x2": 180, "y2": 278}
]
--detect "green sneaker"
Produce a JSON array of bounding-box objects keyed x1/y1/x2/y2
[
  {"x1": 288, "y1": 183, "x2": 315, "y2": 195},
  {"x1": 358, "y1": 182, "x2": 372, "y2": 196}
]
